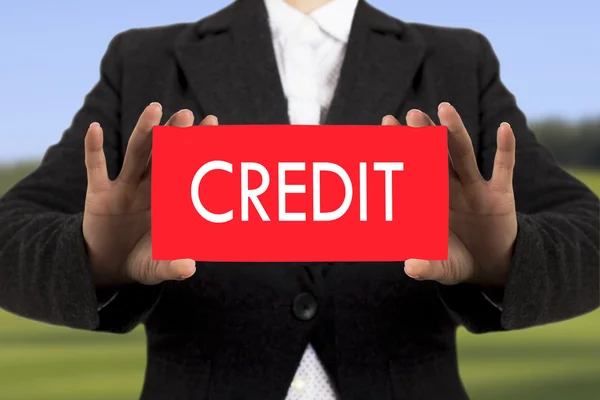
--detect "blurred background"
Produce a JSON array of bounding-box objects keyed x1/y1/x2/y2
[{"x1": 0, "y1": 0, "x2": 599, "y2": 399}]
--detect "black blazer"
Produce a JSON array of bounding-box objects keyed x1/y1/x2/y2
[{"x1": 0, "y1": 0, "x2": 598, "y2": 399}]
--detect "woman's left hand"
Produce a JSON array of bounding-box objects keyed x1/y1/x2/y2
[{"x1": 383, "y1": 102, "x2": 517, "y2": 287}]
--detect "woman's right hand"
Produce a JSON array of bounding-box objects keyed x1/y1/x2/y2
[{"x1": 82, "y1": 102, "x2": 218, "y2": 287}]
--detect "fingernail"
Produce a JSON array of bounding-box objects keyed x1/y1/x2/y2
[
  {"x1": 438, "y1": 102, "x2": 451, "y2": 110},
  {"x1": 404, "y1": 265, "x2": 418, "y2": 279},
  {"x1": 407, "y1": 109, "x2": 422, "y2": 116},
  {"x1": 149, "y1": 102, "x2": 162, "y2": 110},
  {"x1": 501, "y1": 122, "x2": 511, "y2": 128},
  {"x1": 89, "y1": 122, "x2": 100, "y2": 129},
  {"x1": 179, "y1": 264, "x2": 196, "y2": 280}
]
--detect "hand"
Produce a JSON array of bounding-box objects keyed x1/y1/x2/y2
[
  {"x1": 83, "y1": 102, "x2": 218, "y2": 287},
  {"x1": 382, "y1": 102, "x2": 517, "y2": 286}
]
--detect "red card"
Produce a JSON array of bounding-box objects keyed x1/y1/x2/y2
[{"x1": 151, "y1": 125, "x2": 448, "y2": 262}]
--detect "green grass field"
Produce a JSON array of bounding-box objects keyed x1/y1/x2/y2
[{"x1": 0, "y1": 164, "x2": 598, "y2": 399}]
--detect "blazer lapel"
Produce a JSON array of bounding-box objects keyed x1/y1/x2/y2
[
  {"x1": 324, "y1": 0, "x2": 427, "y2": 125},
  {"x1": 174, "y1": 0, "x2": 289, "y2": 124},
  {"x1": 174, "y1": 0, "x2": 426, "y2": 125}
]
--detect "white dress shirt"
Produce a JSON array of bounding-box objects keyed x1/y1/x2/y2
[{"x1": 263, "y1": 0, "x2": 358, "y2": 398}]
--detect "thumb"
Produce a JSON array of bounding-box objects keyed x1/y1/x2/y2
[
  {"x1": 150, "y1": 259, "x2": 197, "y2": 284},
  {"x1": 404, "y1": 259, "x2": 458, "y2": 285}
]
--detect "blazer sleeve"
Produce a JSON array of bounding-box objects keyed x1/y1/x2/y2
[
  {"x1": 0, "y1": 31, "x2": 164, "y2": 334},
  {"x1": 437, "y1": 32, "x2": 600, "y2": 333}
]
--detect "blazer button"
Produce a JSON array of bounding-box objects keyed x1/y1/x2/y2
[{"x1": 292, "y1": 292, "x2": 319, "y2": 321}]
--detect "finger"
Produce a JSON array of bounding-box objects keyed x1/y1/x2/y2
[
  {"x1": 491, "y1": 122, "x2": 516, "y2": 191},
  {"x1": 153, "y1": 259, "x2": 197, "y2": 283},
  {"x1": 200, "y1": 114, "x2": 219, "y2": 126},
  {"x1": 404, "y1": 259, "x2": 452, "y2": 284},
  {"x1": 438, "y1": 103, "x2": 482, "y2": 185},
  {"x1": 118, "y1": 102, "x2": 163, "y2": 185},
  {"x1": 406, "y1": 109, "x2": 435, "y2": 127},
  {"x1": 405, "y1": 109, "x2": 460, "y2": 182},
  {"x1": 141, "y1": 109, "x2": 197, "y2": 178},
  {"x1": 84, "y1": 122, "x2": 110, "y2": 192},
  {"x1": 167, "y1": 109, "x2": 195, "y2": 127},
  {"x1": 140, "y1": 112, "x2": 218, "y2": 183},
  {"x1": 382, "y1": 115, "x2": 400, "y2": 125}
]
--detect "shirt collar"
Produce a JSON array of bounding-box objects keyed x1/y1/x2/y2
[{"x1": 264, "y1": 0, "x2": 359, "y2": 43}]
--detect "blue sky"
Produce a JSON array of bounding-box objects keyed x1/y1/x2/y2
[{"x1": 0, "y1": 0, "x2": 597, "y2": 162}]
